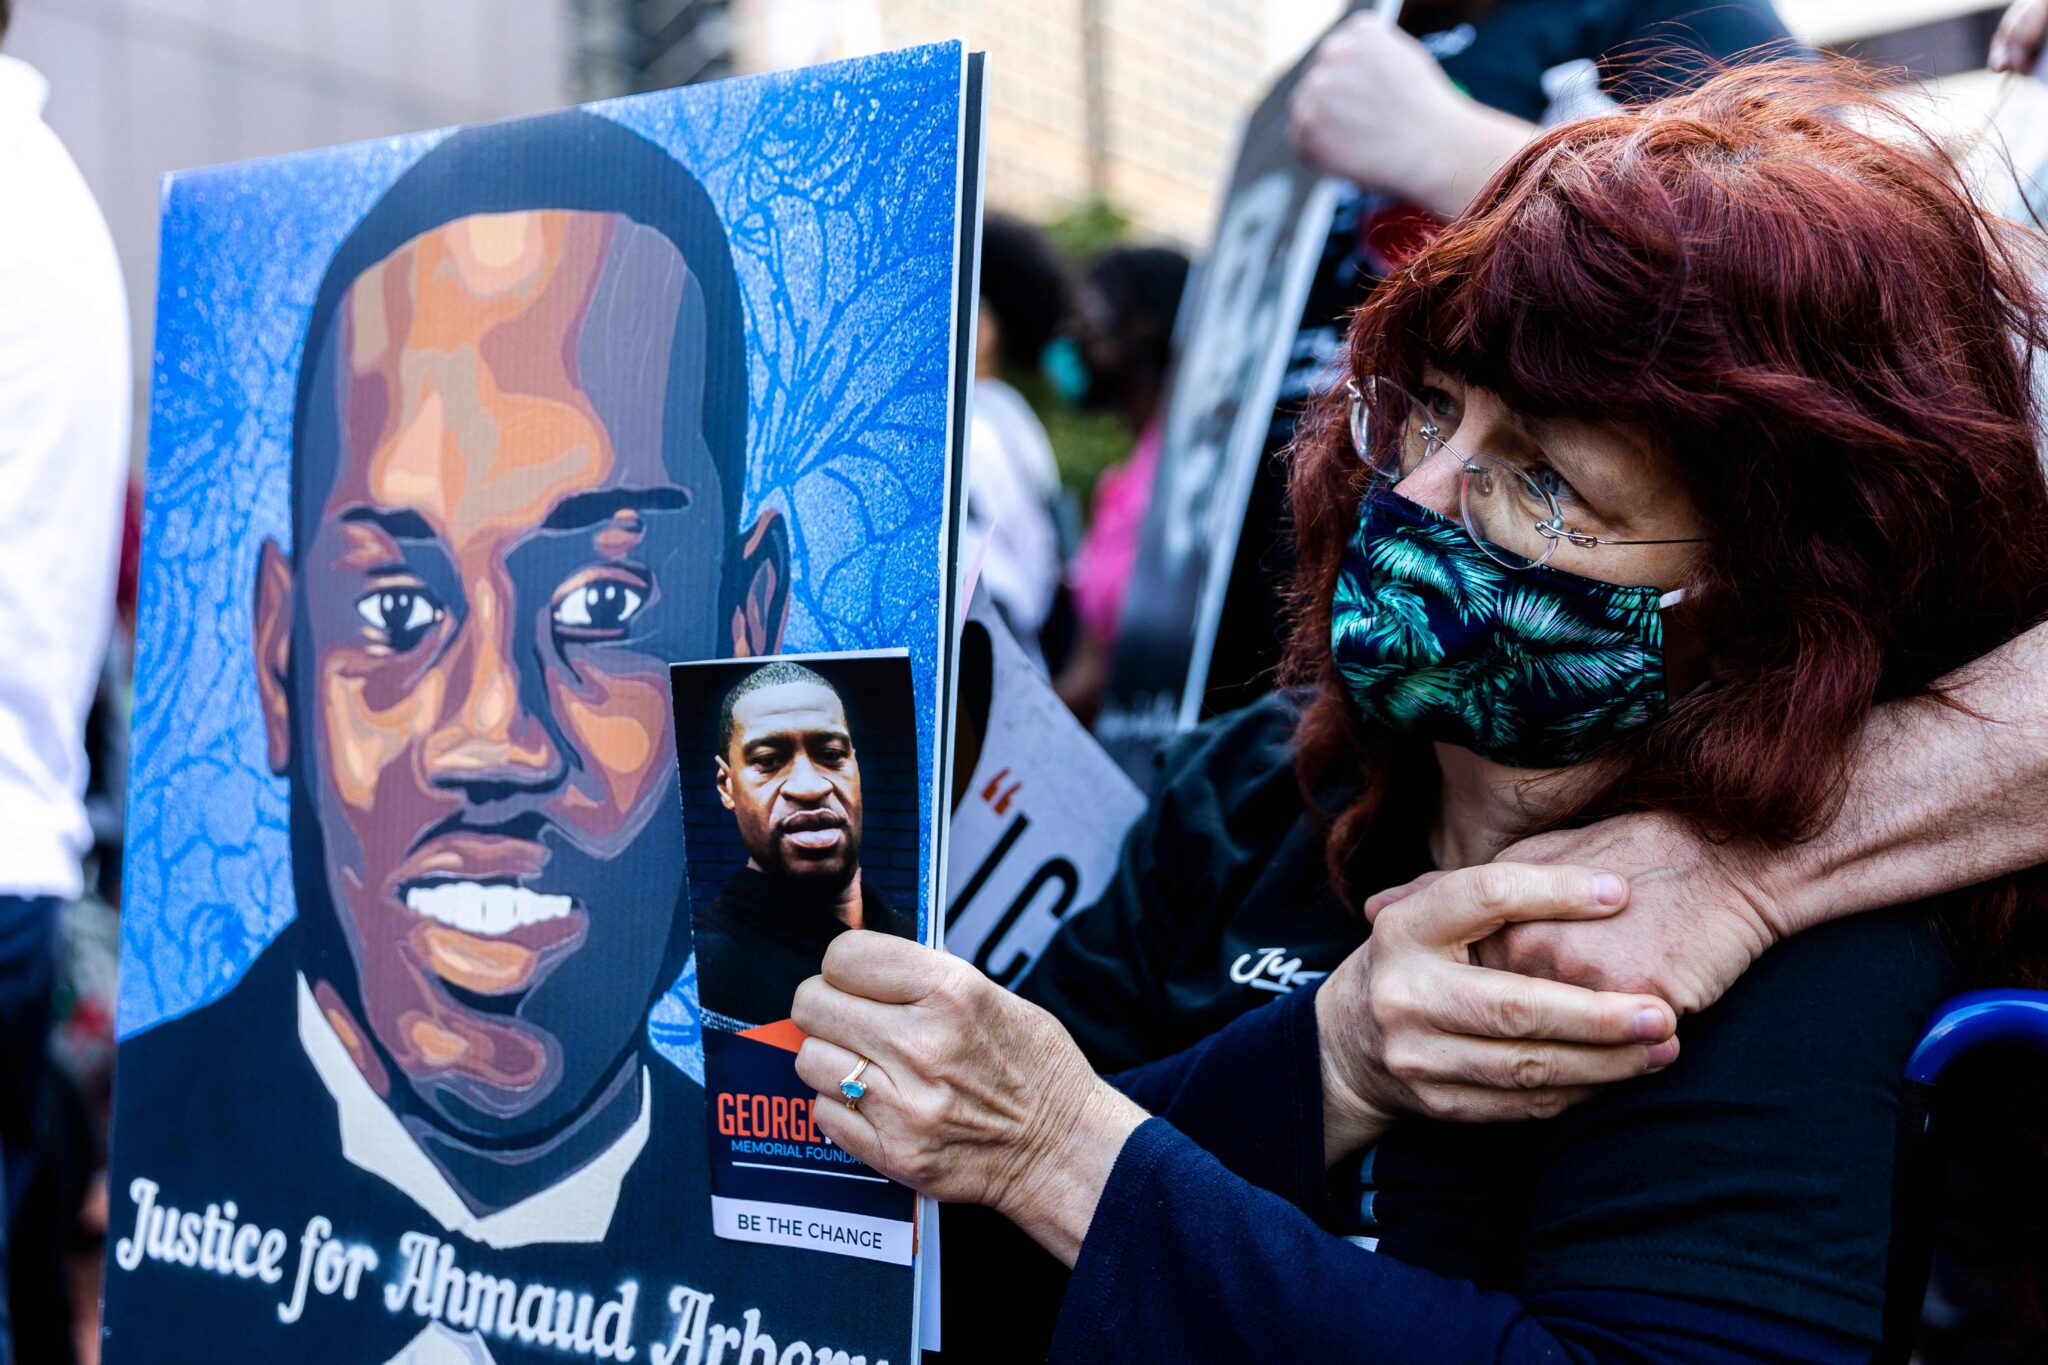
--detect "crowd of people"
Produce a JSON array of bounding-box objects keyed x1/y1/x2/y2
[{"x1": 12, "y1": 0, "x2": 2048, "y2": 1360}]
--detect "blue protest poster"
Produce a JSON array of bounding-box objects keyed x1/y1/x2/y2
[{"x1": 103, "y1": 43, "x2": 981, "y2": 1365}]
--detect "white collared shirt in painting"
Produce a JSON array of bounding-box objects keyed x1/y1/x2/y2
[
  {"x1": 0, "y1": 54, "x2": 129, "y2": 898},
  {"x1": 295, "y1": 975, "x2": 653, "y2": 1252},
  {"x1": 389, "y1": 1323, "x2": 499, "y2": 1365}
]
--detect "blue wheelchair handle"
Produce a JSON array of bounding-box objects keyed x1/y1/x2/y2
[
  {"x1": 1905, "y1": 988, "x2": 2048, "y2": 1085},
  {"x1": 1880, "y1": 988, "x2": 2048, "y2": 1363}
]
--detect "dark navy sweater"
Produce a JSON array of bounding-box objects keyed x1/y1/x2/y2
[{"x1": 1011, "y1": 697, "x2": 1951, "y2": 1362}]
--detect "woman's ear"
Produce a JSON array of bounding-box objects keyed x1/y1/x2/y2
[
  {"x1": 253, "y1": 539, "x2": 294, "y2": 775},
  {"x1": 730, "y1": 508, "x2": 791, "y2": 658}
]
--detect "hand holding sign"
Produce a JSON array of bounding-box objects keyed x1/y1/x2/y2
[
  {"x1": 1285, "y1": 7, "x2": 1533, "y2": 218},
  {"x1": 1991, "y1": 0, "x2": 2048, "y2": 73},
  {"x1": 792, "y1": 932, "x2": 1145, "y2": 1267}
]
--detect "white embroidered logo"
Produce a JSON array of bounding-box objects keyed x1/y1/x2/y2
[
  {"x1": 1229, "y1": 948, "x2": 1329, "y2": 995},
  {"x1": 1421, "y1": 23, "x2": 1478, "y2": 61}
]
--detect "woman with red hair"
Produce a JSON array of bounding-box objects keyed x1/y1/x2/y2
[{"x1": 792, "y1": 62, "x2": 2048, "y2": 1361}]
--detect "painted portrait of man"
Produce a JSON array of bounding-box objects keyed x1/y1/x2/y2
[
  {"x1": 250, "y1": 108, "x2": 790, "y2": 1234},
  {"x1": 693, "y1": 661, "x2": 916, "y2": 1033},
  {"x1": 102, "y1": 107, "x2": 924, "y2": 1364}
]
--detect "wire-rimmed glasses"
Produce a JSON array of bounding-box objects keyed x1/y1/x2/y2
[{"x1": 1346, "y1": 375, "x2": 1707, "y2": 571}]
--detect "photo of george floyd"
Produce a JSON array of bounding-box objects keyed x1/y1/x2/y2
[
  {"x1": 671, "y1": 651, "x2": 926, "y2": 1267},
  {"x1": 674, "y1": 652, "x2": 923, "y2": 1036}
]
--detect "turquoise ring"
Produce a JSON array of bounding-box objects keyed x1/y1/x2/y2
[{"x1": 838, "y1": 1056, "x2": 871, "y2": 1110}]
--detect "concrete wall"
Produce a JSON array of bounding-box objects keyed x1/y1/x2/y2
[{"x1": 5, "y1": 0, "x2": 576, "y2": 463}]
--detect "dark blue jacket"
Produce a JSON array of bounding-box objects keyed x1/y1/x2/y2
[{"x1": 1022, "y1": 698, "x2": 1949, "y2": 1362}]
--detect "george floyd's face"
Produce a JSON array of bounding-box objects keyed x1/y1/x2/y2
[
  {"x1": 716, "y1": 681, "x2": 865, "y2": 891},
  {"x1": 254, "y1": 209, "x2": 784, "y2": 1143}
]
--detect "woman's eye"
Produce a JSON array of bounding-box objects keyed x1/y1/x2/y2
[
  {"x1": 1531, "y1": 465, "x2": 1578, "y2": 504},
  {"x1": 554, "y1": 581, "x2": 646, "y2": 635},
  {"x1": 355, "y1": 588, "x2": 442, "y2": 652},
  {"x1": 1418, "y1": 385, "x2": 1463, "y2": 437}
]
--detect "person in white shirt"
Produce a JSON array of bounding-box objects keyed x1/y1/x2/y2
[
  {"x1": 0, "y1": 5, "x2": 129, "y2": 1357},
  {"x1": 967, "y1": 216, "x2": 1070, "y2": 663}
]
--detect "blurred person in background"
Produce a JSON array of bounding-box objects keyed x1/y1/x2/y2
[
  {"x1": 1992, "y1": 0, "x2": 2048, "y2": 73},
  {"x1": 40, "y1": 479, "x2": 143, "y2": 1365},
  {"x1": 968, "y1": 215, "x2": 1071, "y2": 666},
  {"x1": 1196, "y1": 0, "x2": 1795, "y2": 713},
  {"x1": 1052, "y1": 244, "x2": 1191, "y2": 722},
  {"x1": 1284, "y1": 0, "x2": 1795, "y2": 249},
  {"x1": 0, "y1": 1, "x2": 132, "y2": 1361}
]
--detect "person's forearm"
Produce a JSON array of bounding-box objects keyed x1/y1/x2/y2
[
  {"x1": 1771, "y1": 621, "x2": 2048, "y2": 935},
  {"x1": 1047, "y1": 1119, "x2": 1850, "y2": 1363},
  {"x1": 1413, "y1": 103, "x2": 1534, "y2": 220},
  {"x1": 1111, "y1": 980, "x2": 1375, "y2": 1211}
]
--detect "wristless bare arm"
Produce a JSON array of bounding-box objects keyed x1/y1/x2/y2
[
  {"x1": 1786, "y1": 623, "x2": 2048, "y2": 926},
  {"x1": 1485, "y1": 621, "x2": 2048, "y2": 1012}
]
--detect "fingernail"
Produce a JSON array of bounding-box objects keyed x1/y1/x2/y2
[
  {"x1": 1634, "y1": 1007, "x2": 1668, "y2": 1040},
  {"x1": 1592, "y1": 873, "x2": 1625, "y2": 905},
  {"x1": 1644, "y1": 1038, "x2": 1680, "y2": 1070}
]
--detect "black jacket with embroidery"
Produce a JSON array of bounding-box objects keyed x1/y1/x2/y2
[
  {"x1": 1017, "y1": 692, "x2": 1429, "y2": 1071},
  {"x1": 1010, "y1": 692, "x2": 1950, "y2": 1357}
]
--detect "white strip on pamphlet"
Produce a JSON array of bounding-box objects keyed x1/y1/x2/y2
[{"x1": 710, "y1": 1196, "x2": 915, "y2": 1266}]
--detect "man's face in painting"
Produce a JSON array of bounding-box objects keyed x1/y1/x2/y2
[
  {"x1": 254, "y1": 208, "x2": 784, "y2": 1143},
  {"x1": 716, "y1": 677, "x2": 865, "y2": 894}
]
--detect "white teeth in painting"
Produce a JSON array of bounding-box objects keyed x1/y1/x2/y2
[{"x1": 405, "y1": 883, "x2": 572, "y2": 936}]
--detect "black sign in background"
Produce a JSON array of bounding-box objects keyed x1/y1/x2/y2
[{"x1": 1094, "y1": 29, "x2": 1346, "y2": 785}]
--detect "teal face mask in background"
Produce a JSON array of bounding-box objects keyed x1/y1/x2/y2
[
  {"x1": 1330, "y1": 491, "x2": 1680, "y2": 768},
  {"x1": 1041, "y1": 335, "x2": 1092, "y2": 406}
]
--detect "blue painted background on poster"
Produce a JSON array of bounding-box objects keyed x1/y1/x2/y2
[{"x1": 118, "y1": 44, "x2": 964, "y2": 1085}]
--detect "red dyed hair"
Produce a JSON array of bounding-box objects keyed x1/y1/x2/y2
[{"x1": 1283, "y1": 61, "x2": 2048, "y2": 984}]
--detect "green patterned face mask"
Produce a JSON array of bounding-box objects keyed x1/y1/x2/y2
[{"x1": 1330, "y1": 491, "x2": 1679, "y2": 768}]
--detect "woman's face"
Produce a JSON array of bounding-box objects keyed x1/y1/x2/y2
[{"x1": 1390, "y1": 368, "x2": 1707, "y2": 593}]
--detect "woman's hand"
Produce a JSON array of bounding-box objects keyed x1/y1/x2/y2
[
  {"x1": 1318, "y1": 864, "x2": 1681, "y2": 1162},
  {"x1": 1286, "y1": 13, "x2": 1533, "y2": 218},
  {"x1": 791, "y1": 932, "x2": 1146, "y2": 1266}
]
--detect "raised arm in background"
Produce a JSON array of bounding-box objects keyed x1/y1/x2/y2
[
  {"x1": 1992, "y1": 0, "x2": 2048, "y2": 71},
  {"x1": 1286, "y1": 13, "x2": 1534, "y2": 219}
]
